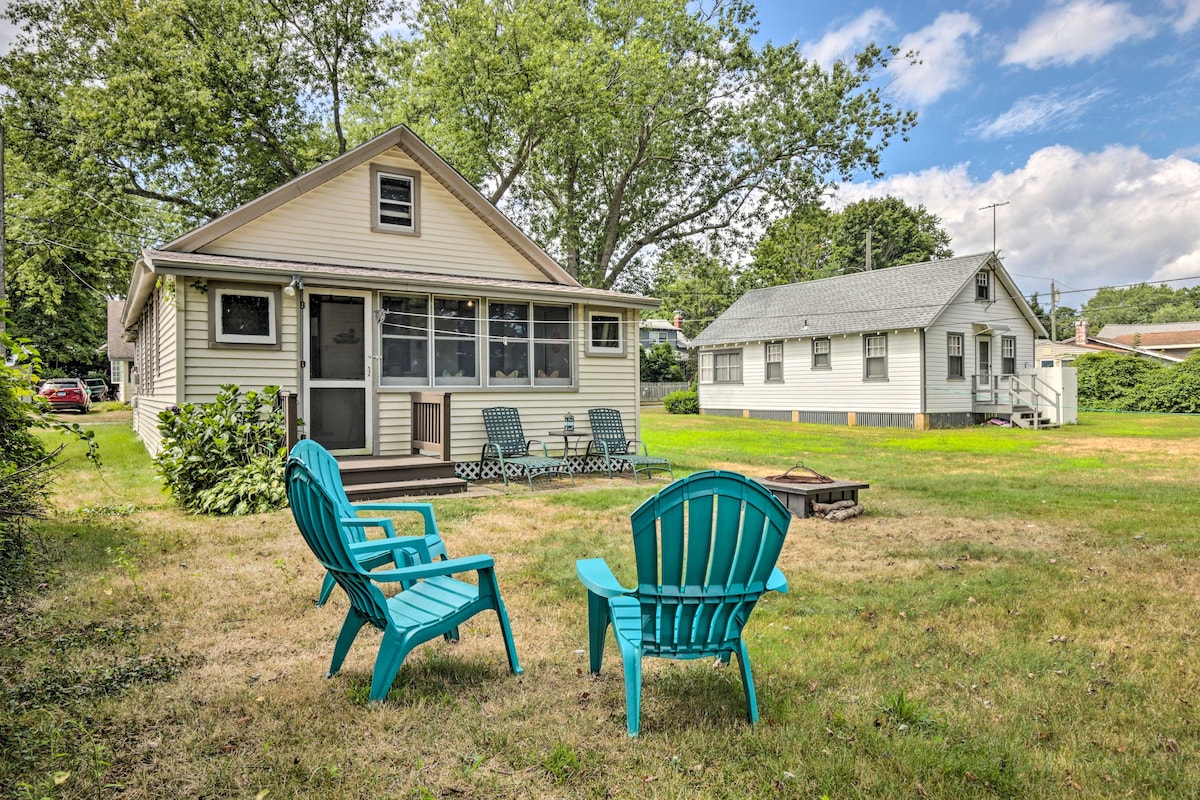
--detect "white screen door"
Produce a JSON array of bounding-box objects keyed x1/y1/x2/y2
[{"x1": 303, "y1": 291, "x2": 373, "y2": 455}]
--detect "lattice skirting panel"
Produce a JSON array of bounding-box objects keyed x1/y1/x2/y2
[{"x1": 455, "y1": 455, "x2": 618, "y2": 482}]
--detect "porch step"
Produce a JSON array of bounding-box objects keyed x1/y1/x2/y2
[
  {"x1": 344, "y1": 477, "x2": 468, "y2": 500},
  {"x1": 1011, "y1": 409, "x2": 1055, "y2": 430},
  {"x1": 337, "y1": 454, "x2": 468, "y2": 498}
]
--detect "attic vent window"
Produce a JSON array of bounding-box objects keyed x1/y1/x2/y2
[
  {"x1": 976, "y1": 270, "x2": 991, "y2": 301},
  {"x1": 371, "y1": 165, "x2": 421, "y2": 236}
]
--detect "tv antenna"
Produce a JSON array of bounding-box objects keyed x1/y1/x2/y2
[{"x1": 979, "y1": 201, "x2": 1009, "y2": 254}]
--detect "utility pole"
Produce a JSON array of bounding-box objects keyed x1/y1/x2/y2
[
  {"x1": 1049, "y1": 279, "x2": 1057, "y2": 341},
  {"x1": 979, "y1": 201, "x2": 1009, "y2": 254},
  {"x1": 865, "y1": 228, "x2": 872, "y2": 271}
]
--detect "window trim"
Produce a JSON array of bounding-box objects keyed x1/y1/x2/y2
[
  {"x1": 863, "y1": 333, "x2": 888, "y2": 381},
  {"x1": 764, "y1": 341, "x2": 784, "y2": 383},
  {"x1": 811, "y1": 337, "x2": 831, "y2": 370},
  {"x1": 370, "y1": 164, "x2": 421, "y2": 236},
  {"x1": 586, "y1": 309, "x2": 626, "y2": 357},
  {"x1": 208, "y1": 281, "x2": 281, "y2": 349},
  {"x1": 1001, "y1": 335, "x2": 1017, "y2": 375},
  {"x1": 947, "y1": 332, "x2": 964, "y2": 380},
  {"x1": 699, "y1": 348, "x2": 742, "y2": 385}
]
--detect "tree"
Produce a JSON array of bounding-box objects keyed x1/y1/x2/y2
[
  {"x1": 1080, "y1": 284, "x2": 1200, "y2": 328},
  {"x1": 640, "y1": 343, "x2": 683, "y2": 382},
  {"x1": 363, "y1": 0, "x2": 916, "y2": 289},
  {"x1": 1028, "y1": 293, "x2": 1077, "y2": 342},
  {"x1": 743, "y1": 196, "x2": 951, "y2": 289},
  {"x1": 649, "y1": 242, "x2": 741, "y2": 340}
]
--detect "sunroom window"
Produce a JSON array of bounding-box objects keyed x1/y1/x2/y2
[
  {"x1": 433, "y1": 297, "x2": 478, "y2": 385},
  {"x1": 380, "y1": 295, "x2": 429, "y2": 385}
]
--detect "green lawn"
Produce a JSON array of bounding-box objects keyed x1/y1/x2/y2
[{"x1": 3, "y1": 410, "x2": 1198, "y2": 799}]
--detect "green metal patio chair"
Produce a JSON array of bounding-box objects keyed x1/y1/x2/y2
[
  {"x1": 285, "y1": 453, "x2": 523, "y2": 704},
  {"x1": 289, "y1": 439, "x2": 450, "y2": 608},
  {"x1": 585, "y1": 407, "x2": 673, "y2": 482},
  {"x1": 480, "y1": 406, "x2": 574, "y2": 488},
  {"x1": 576, "y1": 470, "x2": 790, "y2": 736}
]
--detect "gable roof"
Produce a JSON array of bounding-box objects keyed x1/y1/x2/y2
[
  {"x1": 1095, "y1": 321, "x2": 1200, "y2": 350},
  {"x1": 161, "y1": 125, "x2": 579, "y2": 287},
  {"x1": 692, "y1": 253, "x2": 1047, "y2": 347}
]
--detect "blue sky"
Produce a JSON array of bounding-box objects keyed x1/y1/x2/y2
[{"x1": 752, "y1": 0, "x2": 1200, "y2": 307}]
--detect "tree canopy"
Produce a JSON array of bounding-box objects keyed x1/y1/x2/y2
[
  {"x1": 1079, "y1": 284, "x2": 1200, "y2": 328},
  {"x1": 362, "y1": 0, "x2": 916, "y2": 289},
  {"x1": 743, "y1": 195, "x2": 952, "y2": 289}
]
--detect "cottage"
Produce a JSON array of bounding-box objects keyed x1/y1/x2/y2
[
  {"x1": 692, "y1": 253, "x2": 1073, "y2": 429},
  {"x1": 120, "y1": 126, "x2": 658, "y2": 488}
]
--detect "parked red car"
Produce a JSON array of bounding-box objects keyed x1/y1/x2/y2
[{"x1": 39, "y1": 378, "x2": 92, "y2": 413}]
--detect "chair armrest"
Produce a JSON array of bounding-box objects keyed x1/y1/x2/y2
[
  {"x1": 526, "y1": 439, "x2": 549, "y2": 456},
  {"x1": 352, "y1": 502, "x2": 437, "y2": 537},
  {"x1": 629, "y1": 439, "x2": 649, "y2": 456},
  {"x1": 346, "y1": 531, "x2": 432, "y2": 565},
  {"x1": 338, "y1": 515, "x2": 397, "y2": 538},
  {"x1": 369, "y1": 553, "x2": 497, "y2": 583},
  {"x1": 576, "y1": 558, "x2": 633, "y2": 598},
  {"x1": 766, "y1": 567, "x2": 788, "y2": 594}
]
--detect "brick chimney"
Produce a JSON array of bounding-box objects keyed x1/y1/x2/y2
[
  {"x1": 672, "y1": 310, "x2": 683, "y2": 330},
  {"x1": 1074, "y1": 318, "x2": 1089, "y2": 346}
]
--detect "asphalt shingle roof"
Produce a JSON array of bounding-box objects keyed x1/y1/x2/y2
[{"x1": 692, "y1": 253, "x2": 996, "y2": 346}]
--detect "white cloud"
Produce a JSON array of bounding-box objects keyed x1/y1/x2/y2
[
  {"x1": 834, "y1": 145, "x2": 1200, "y2": 297},
  {"x1": 1002, "y1": 1, "x2": 1155, "y2": 69},
  {"x1": 973, "y1": 89, "x2": 1108, "y2": 140},
  {"x1": 0, "y1": 0, "x2": 18, "y2": 54},
  {"x1": 801, "y1": 9, "x2": 894, "y2": 69},
  {"x1": 1167, "y1": 0, "x2": 1200, "y2": 32},
  {"x1": 887, "y1": 12, "x2": 982, "y2": 106}
]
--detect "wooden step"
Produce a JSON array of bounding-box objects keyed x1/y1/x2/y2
[
  {"x1": 338, "y1": 454, "x2": 456, "y2": 486},
  {"x1": 344, "y1": 476, "x2": 468, "y2": 500}
]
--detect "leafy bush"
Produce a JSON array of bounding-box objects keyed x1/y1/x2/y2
[
  {"x1": 663, "y1": 389, "x2": 699, "y2": 414},
  {"x1": 155, "y1": 385, "x2": 289, "y2": 515},
  {"x1": 640, "y1": 342, "x2": 684, "y2": 382},
  {"x1": 1074, "y1": 352, "x2": 1161, "y2": 411},
  {"x1": 1142, "y1": 351, "x2": 1200, "y2": 413}
]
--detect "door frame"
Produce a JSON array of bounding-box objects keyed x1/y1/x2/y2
[{"x1": 301, "y1": 289, "x2": 374, "y2": 456}]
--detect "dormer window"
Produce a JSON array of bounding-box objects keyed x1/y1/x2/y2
[
  {"x1": 371, "y1": 165, "x2": 421, "y2": 235},
  {"x1": 976, "y1": 270, "x2": 991, "y2": 301}
]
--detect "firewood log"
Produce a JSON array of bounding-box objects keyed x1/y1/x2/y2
[
  {"x1": 825, "y1": 504, "x2": 864, "y2": 521},
  {"x1": 812, "y1": 499, "x2": 857, "y2": 513}
]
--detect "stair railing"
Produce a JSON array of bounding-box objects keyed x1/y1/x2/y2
[{"x1": 411, "y1": 392, "x2": 452, "y2": 461}]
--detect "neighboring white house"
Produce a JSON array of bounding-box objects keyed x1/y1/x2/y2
[
  {"x1": 106, "y1": 299, "x2": 135, "y2": 402},
  {"x1": 120, "y1": 125, "x2": 658, "y2": 474},
  {"x1": 640, "y1": 313, "x2": 691, "y2": 361},
  {"x1": 691, "y1": 253, "x2": 1072, "y2": 429}
]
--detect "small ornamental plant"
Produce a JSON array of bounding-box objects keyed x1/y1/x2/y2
[{"x1": 154, "y1": 384, "x2": 288, "y2": 515}]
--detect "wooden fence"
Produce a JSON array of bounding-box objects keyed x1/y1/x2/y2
[{"x1": 640, "y1": 381, "x2": 690, "y2": 403}]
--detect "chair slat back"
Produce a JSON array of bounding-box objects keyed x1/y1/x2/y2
[
  {"x1": 482, "y1": 407, "x2": 530, "y2": 457},
  {"x1": 290, "y1": 439, "x2": 447, "y2": 560},
  {"x1": 286, "y1": 458, "x2": 391, "y2": 629},
  {"x1": 587, "y1": 408, "x2": 630, "y2": 451},
  {"x1": 629, "y1": 471, "x2": 790, "y2": 657}
]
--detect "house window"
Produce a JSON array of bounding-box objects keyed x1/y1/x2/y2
[
  {"x1": 433, "y1": 297, "x2": 478, "y2": 385},
  {"x1": 488, "y1": 302, "x2": 530, "y2": 385},
  {"x1": 380, "y1": 295, "x2": 429, "y2": 385},
  {"x1": 371, "y1": 165, "x2": 420, "y2": 235},
  {"x1": 588, "y1": 311, "x2": 624, "y2": 355},
  {"x1": 812, "y1": 337, "x2": 831, "y2": 369},
  {"x1": 533, "y1": 305, "x2": 572, "y2": 385},
  {"x1": 947, "y1": 332, "x2": 964, "y2": 379},
  {"x1": 211, "y1": 284, "x2": 279, "y2": 346},
  {"x1": 765, "y1": 342, "x2": 784, "y2": 382},
  {"x1": 700, "y1": 349, "x2": 742, "y2": 384},
  {"x1": 864, "y1": 334, "x2": 887, "y2": 380},
  {"x1": 976, "y1": 270, "x2": 991, "y2": 301},
  {"x1": 1002, "y1": 336, "x2": 1017, "y2": 374}
]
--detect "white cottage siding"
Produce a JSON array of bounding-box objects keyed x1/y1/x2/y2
[
  {"x1": 181, "y1": 282, "x2": 300, "y2": 403},
  {"x1": 131, "y1": 281, "x2": 181, "y2": 456},
  {"x1": 200, "y1": 151, "x2": 548, "y2": 283}
]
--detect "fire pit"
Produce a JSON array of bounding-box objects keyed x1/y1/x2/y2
[{"x1": 757, "y1": 462, "x2": 868, "y2": 519}]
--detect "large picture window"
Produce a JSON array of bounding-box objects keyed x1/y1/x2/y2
[
  {"x1": 380, "y1": 295, "x2": 429, "y2": 385},
  {"x1": 211, "y1": 284, "x2": 279, "y2": 346},
  {"x1": 864, "y1": 334, "x2": 888, "y2": 380},
  {"x1": 433, "y1": 297, "x2": 478, "y2": 385},
  {"x1": 947, "y1": 332, "x2": 964, "y2": 379},
  {"x1": 700, "y1": 350, "x2": 742, "y2": 384}
]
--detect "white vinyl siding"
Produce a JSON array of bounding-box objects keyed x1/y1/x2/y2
[
  {"x1": 131, "y1": 280, "x2": 182, "y2": 455},
  {"x1": 199, "y1": 150, "x2": 550, "y2": 283}
]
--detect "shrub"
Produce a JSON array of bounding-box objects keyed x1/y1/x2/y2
[
  {"x1": 663, "y1": 389, "x2": 699, "y2": 414},
  {"x1": 155, "y1": 385, "x2": 288, "y2": 515},
  {"x1": 1074, "y1": 352, "x2": 1161, "y2": 411},
  {"x1": 640, "y1": 343, "x2": 684, "y2": 382},
  {"x1": 1142, "y1": 351, "x2": 1200, "y2": 413}
]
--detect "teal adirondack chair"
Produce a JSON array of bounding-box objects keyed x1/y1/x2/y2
[
  {"x1": 480, "y1": 406, "x2": 574, "y2": 488},
  {"x1": 289, "y1": 439, "x2": 449, "y2": 607},
  {"x1": 576, "y1": 470, "x2": 790, "y2": 735},
  {"x1": 286, "y1": 454, "x2": 523, "y2": 704},
  {"x1": 585, "y1": 407, "x2": 674, "y2": 482}
]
